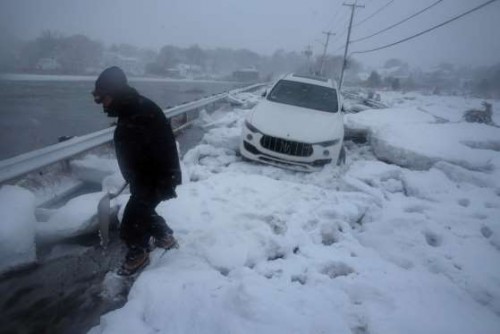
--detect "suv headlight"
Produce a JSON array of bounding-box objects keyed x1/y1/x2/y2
[
  {"x1": 245, "y1": 120, "x2": 261, "y2": 133},
  {"x1": 315, "y1": 139, "x2": 341, "y2": 147}
]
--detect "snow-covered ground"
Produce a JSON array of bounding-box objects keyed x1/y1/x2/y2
[
  {"x1": 89, "y1": 91, "x2": 500, "y2": 333},
  {"x1": 1, "y1": 89, "x2": 499, "y2": 333}
]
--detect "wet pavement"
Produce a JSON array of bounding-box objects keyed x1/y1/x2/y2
[{"x1": 0, "y1": 231, "x2": 126, "y2": 334}]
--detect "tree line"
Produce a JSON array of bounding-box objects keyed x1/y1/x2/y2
[
  {"x1": 1, "y1": 31, "x2": 104, "y2": 74},
  {"x1": 0, "y1": 31, "x2": 367, "y2": 82},
  {"x1": 0, "y1": 31, "x2": 316, "y2": 79}
]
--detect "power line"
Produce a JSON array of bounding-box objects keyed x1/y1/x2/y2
[
  {"x1": 354, "y1": 0, "x2": 395, "y2": 27},
  {"x1": 331, "y1": 28, "x2": 348, "y2": 47},
  {"x1": 330, "y1": 15, "x2": 352, "y2": 49},
  {"x1": 350, "y1": 0, "x2": 498, "y2": 55},
  {"x1": 333, "y1": 25, "x2": 352, "y2": 52},
  {"x1": 328, "y1": 4, "x2": 346, "y2": 31},
  {"x1": 351, "y1": 0, "x2": 444, "y2": 43},
  {"x1": 328, "y1": 6, "x2": 351, "y2": 40}
]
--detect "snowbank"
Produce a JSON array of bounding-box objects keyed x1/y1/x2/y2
[
  {"x1": 36, "y1": 192, "x2": 121, "y2": 242},
  {"x1": 371, "y1": 122, "x2": 500, "y2": 171},
  {"x1": 378, "y1": 91, "x2": 500, "y2": 125},
  {"x1": 345, "y1": 104, "x2": 500, "y2": 173},
  {"x1": 0, "y1": 186, "x2": 37, "y2": 273},
  {"x1": 71, "y1": 155, "x2": 120, "y2": 184}
]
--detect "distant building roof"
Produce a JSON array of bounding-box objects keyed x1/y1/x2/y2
[{"x1": 233, "y1": 69, "x2": 259, "y2": 82}]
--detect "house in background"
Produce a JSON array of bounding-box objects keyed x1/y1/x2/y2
[
  {"x1": 232, "y1": 68, "x2": 260, "y2": 82},
  {"x1": 103, "y1": 52, "x2": 145, "y2": 76},
  {"x1": 35, "y1": 58, "x2": 61, "y2": 72}
]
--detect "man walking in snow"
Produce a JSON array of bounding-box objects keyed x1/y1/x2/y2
[{"x1": 92, "y1": 66, "x2": 181, "y2": 276}]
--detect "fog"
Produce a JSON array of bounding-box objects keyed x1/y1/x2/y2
[{"x1": 1, "y1": 0, "x2": 499, "y2": 69}]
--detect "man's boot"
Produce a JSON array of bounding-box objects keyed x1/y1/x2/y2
[
  {"x1": 118, "y1": 247, "x2": 150, "y2": 276},
  {"x1": 154, "y1": 234, "x2": 179, "y2": 250},
  {"x1": 151, "y1": 214, "x2": 178, "y2": 250}
]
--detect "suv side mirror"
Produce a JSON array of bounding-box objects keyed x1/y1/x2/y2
[{"x1": 261, "y1": 90, "x2": 267, "y2": 98}]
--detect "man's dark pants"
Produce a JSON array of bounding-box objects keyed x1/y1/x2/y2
[{"x1": 120, "y1": 186, "x2": 173, "y2": 252}]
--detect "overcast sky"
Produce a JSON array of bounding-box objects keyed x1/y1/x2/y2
[{"x1": 1, "y1": 0, "x2": 499, "y2": 69}]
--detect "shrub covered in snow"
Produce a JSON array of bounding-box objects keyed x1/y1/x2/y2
[{"x1": 463, "y1": 102, "x2": 494, "y2": 125}]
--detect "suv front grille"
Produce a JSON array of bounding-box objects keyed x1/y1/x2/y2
[{"x1": 260, "y1": 135, "x2": 313, "y2": 157}]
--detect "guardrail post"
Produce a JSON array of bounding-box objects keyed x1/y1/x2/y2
[{"x1": 61, "y1": 159, "x2": 71, "y2": 173}]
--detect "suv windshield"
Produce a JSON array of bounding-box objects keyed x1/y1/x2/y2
[{"x1": 267, "y1": 79, "x2": 338, "y2": 113}]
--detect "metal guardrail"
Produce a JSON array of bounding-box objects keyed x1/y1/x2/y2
[{"x1": 0, "y1": 83, "x2": 267, "y2": 184}]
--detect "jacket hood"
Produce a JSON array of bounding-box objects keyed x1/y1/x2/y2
[{"x1": 94, "y1": 66, "x2": 128, "y2": 97}]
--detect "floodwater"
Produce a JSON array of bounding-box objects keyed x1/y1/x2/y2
[
  {"x1": 0, "y1": 75, "x2": 239, "y2": 159},
  {"x1": 0, "y1": 232, "x2": 126, "y2": 334}
]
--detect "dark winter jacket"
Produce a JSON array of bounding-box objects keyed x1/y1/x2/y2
[{"x1": 110, "y1": 87, "x2": 181, "y2": 199}]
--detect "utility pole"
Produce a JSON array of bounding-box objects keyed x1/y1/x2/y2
[
  {"x1": 303, "y1": 45, "x2": 313, "y2": 61},
  {"x1": 303, "y1": 45, "x2": 313, "y2": 74},
  {"x1": 339, "y1": 2, "x2": 364, "y2": 91},
  {"x1": 319, "y1": 31, "x2": 335, "y2": 76}
]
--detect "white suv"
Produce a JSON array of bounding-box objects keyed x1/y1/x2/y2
[{"x1": 240, "y1": 73, "x2": 344, "y2": 172}]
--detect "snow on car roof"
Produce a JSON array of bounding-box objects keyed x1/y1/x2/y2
[
  {"x1": 292, "y1": 73, "x2": 328, "y2": 82},
  {"x1": 282, "y1": 73, "x2": 336, "y2": 89}
]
